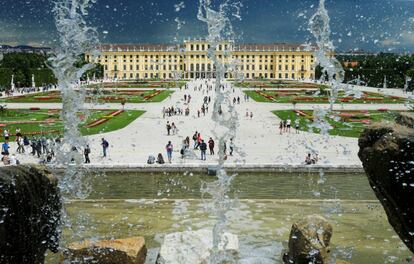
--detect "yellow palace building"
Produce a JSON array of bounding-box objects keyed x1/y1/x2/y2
[{"x1": 86, "y1": 39, "x2": 316, "y2": 80}]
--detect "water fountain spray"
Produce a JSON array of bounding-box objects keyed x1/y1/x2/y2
[
  {"x1": 48, "y1": 0, "x2": 99, "y2": 245},
  {"x1": 49, "y1": 0, "x2": 99, "y2": 198},
  {"x1": 308, "y1": 0, "x2": 344, "y2": 139},
  {"x1": 197, "y1": 0, "x2": 241, "y2": 262}
]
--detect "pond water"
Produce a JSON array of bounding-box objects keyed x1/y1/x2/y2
[{"x1": 46, "y1": 172, "x2": 412, "y2": 264}]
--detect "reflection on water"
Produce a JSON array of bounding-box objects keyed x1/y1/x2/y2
[{"x1": 46, "y1": 172, "x2": 412, "y2": 264}]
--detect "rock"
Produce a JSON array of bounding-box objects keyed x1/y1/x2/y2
[
  {"x1": 157, "y1": 229, "x2": 239, "y2": 264},
  {"x1": 396, "y1": 112, "x2": 414, "y2": 127},
  {"x1": 64, "y1": 237, "x2": 147, "y2": 264},
  {"x1": 0, "y1": 165, "x2": 61, "y2": 264},
  {"x1": 358, "y1": 120, "x2": 414, "y2": 253},
  {"x1": 283, "y1": 215, "x2": 333, "y2": 264}
]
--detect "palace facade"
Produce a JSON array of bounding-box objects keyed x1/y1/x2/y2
[{"x1": 86, "y1": 40, "x2": 316, "y2": 80}]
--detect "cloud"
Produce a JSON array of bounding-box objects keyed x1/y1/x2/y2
[
  {"x1": 380, "y1": 38, "x2": 401, "y2": 46},
  {"x1": 399, "y1": 30, "x2": 414, "y2": 45}
]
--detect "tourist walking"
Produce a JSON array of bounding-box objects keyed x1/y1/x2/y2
[
  {"x1": 35, "y1": 139, "x2": 42, "y2": 158},
  {"x1": 279, "y1": 121, "x2": 283, "y2": 135},
  {"x1": 208, "y1": 138, "x2": 215, "y2": 155},
  {"x1": 31, "y1": 137, "x2": 36, "y2": 155},
  {"x1": 101, "y1": 138, "x2": 109, "y2": 157},
  {"x1": 166, "y1": 141, "x2": 173, "y2": 163},
  {"x1": 15, "y1": 128, "x2": 22, "y2": 138},
  {"x1": 23, "y1": 136, "x2": 30, "y2": 152},
  {"x1": 16, "y1": 136, "x2": 24, "y2": 153},
  {"x1": 166, "y1": 121, "x2": 171, "y2": 135},
  {"x1": 229, "y1": 138, "x2": 234, "y2": 156},
  {"x1": 3, "y1": 129, "x2": 9, "y2": 141},
  {"x1": 1, "y1": 141, "x2": 10, "y2": 155},
  {"x1": 193, "y1": 131, "x2": 198, "y2": 149},
  {"x1": 200, "y1": 140, "x2": 207, "y2": 161},
  {"x1": 295, "y1": 119, "x2": 300, "y2": 134},
  {"x1": 171, "y1": 122, "x2": 177, "y2": 135},
  {"x1": 84, "y1": 145, "x2": 91, "y2": 164},
  {"x1": 286, "y1": 119, "x2": 292, "y2": 133}
]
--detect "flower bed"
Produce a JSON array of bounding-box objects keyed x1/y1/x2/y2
[
  {"x1": 365, "y1": 97, "x2": 384, "y2": 101},
  {"x1": 144, "y1": 90, "x2": 162, "y2": 101},
  {"x1": 84, "y1": 110, "x2": 124, "y2": 128},
  {"x1": 255, "y1": 90, "x2": 274, "y2": 101}
]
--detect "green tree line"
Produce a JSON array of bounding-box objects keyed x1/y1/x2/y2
[
  {"x1": 0, "y1": 52, "x2": 103, "y2": 90},
  {"x1": 316, "y1": 53, "x2": 414, "y2": 90}
]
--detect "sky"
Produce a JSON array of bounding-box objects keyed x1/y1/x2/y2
[{"x1": 0, "y1": 0, "x2": 414, "y2": 52}]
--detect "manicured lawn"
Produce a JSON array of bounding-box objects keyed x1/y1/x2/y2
[
  {"x1": 234, "y1": 81, "x2": 327, "y2": 89},
  {"x1": 87, "y1": 81, "x2": 186, "y2": 89},
  {"x1": 272, "y1": 110, "x2": 399, "y2": 137},
  {"x1": 81, "y1": 110, "x2": 144, "y2": 135},
  {"x1": 245, "y1": 90, "x2": 407, "y2": 104},
  {"x1": 2, "y1": 90, "x2": 174, "y2": 103},
  {"x1": 0, "y1": 109, "x2": 145, "y2": 140}
]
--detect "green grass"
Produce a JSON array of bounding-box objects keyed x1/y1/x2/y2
[
  {"x1": 1, "y1": 90, "x2": 174, "y2": 104},
  {"x1": 87, "y1": 81, "x2": 186, "y2": 89},
  {"x1": 81, "y1": 110, "x2": 145, "y2": 135},
  {"x1": 0, "y1": 109, "x2": 145, "y2": 140},
  {"x1": 234, "y1": 81, "x2": 327, "y2": 89},
  {"x1": 245, "y1": 90, "x2": 408, "y2": 104},
  {"x1": 244, "y1": 90, "x2": 272, "y2": 102},
  {"x1": 272, "y1": 110, "x2": 398, "y2": 137}
]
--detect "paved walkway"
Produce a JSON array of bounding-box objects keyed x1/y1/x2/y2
[
  {"x1": 4, "y1": 80, "x2": 381, "y2": 167},
  {"x1": 3, "y1": 80, "x2": 412, "y2": 167}
]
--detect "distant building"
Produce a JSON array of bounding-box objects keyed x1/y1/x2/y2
[{"x1": 86, "y1": 39, "x2": 317, "y2": 80}]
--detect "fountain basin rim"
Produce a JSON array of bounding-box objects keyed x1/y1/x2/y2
[{"x1": 39, "y1": 163, "x2": 364, "y2": 173}]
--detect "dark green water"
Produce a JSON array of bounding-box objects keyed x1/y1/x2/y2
[{"x1": 86, "y1": 171, "x2": 376, "y2": 200}]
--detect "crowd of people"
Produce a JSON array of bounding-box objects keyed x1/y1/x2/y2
[
  {"x1": 148, "y1": 79, "x2": 244, "y2": 164},
  {"x1": 279, "y1": 118, "x2": 300, "y2": 134},
  {"x1": 1, "y1": 128, "x2": 59, "y2": 165},
  {"x1": 0, "y1": 125, "x2": 112, "y2": 166},
  {"x1": 1, "y1": 85, "x2": 57, "y2": 97}
]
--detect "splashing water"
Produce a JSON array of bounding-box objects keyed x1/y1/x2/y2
[
  {"x1": 49, "y1": 0, "x2": 99, "y2": 196},
  {"x1": 198, "y1": 0, "x2": 241, "y2": 263},
  {"x1": 48, "y1": 0, "x2": 99, "y2": 241},
  {"x1": 308, "y1": 0, "x2": 348, "y2": 159}
]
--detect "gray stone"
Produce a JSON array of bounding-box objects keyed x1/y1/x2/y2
[
  {"x1": 358, "y1": 119, "x2": 414, "y2": 253},
  {"x1": 0, "y1": 165, "x2": 61, "y2": 264}
]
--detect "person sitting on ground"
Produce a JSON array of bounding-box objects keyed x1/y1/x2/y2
[
  {"x1": 9, "y1": 154, "x2": 18, "y2": 165},
  {"x1": 305, "y1": 153, "x2": 319, "y2": 165},
  {"x1": 147, "y1": 154, "x2": 156, "y2": 164},
  {"x1": 157, "y1": 153, "x2": 165, "y2": 164},
  {"x1": 1, "y1": 154, "x2": 10, "y2": 165}
]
